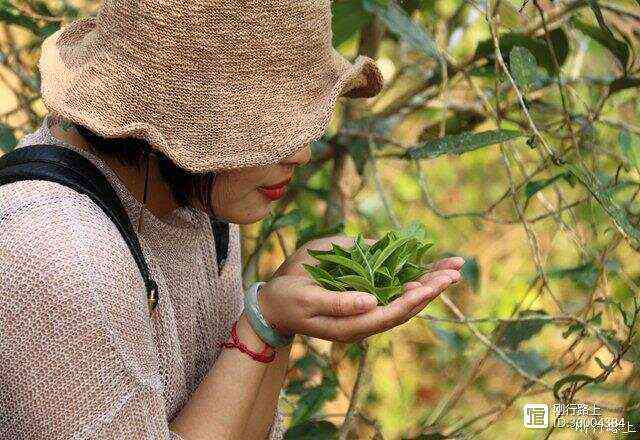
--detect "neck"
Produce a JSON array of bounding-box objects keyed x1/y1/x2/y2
[{"x1": 48, "y1": 116, "x2": 184, "y2": 220}]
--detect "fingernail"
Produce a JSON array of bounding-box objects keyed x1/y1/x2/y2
[{"x1": 454, "y1": 256, "x2": 466, "y2": 265}]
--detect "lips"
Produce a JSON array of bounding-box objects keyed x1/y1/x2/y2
[{"x1": 257, "y1": 177, "x2": 292, "y2": 201}]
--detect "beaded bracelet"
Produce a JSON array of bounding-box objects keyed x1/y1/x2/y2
[{"x1": 244, "y1": 281, "x2": 294, "y2": 349}]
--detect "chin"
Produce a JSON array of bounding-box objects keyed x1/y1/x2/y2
[{"x1": 219, "y1": 203, "x2": 271, "y2": 225}]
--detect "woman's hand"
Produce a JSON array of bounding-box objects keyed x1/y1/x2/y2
[{"x1": 258, "y1": 235, "x2": 464, "y2": 343}]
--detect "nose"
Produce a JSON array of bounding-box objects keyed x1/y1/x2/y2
[{"x1": 281, "y1": 144, "x2": 311, "y2": 168}]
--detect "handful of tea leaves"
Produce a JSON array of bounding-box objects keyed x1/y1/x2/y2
[{"x1": 303, "y1": 223, "x2": 434, "y2": 305}]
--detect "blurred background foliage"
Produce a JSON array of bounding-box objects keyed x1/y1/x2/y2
[{"x1": 1, "y1": 0, "x2": 640, "y2": 438}]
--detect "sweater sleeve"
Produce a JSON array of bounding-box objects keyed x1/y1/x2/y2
[{"x1": 0, "y1": 181, "x2": 183, "y2": 439}]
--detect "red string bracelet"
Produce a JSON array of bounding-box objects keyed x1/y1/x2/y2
[{"x1": 222, "y1": 321, "x2": 276, "y2": 363}]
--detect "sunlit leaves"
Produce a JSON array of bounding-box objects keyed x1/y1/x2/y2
[{"x1": 405, "y1": 130, "x2": 525, "y2": 160}]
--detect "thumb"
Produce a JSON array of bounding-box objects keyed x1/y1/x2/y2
[{"x1": 307, "y1": 287, "x2": 378, "y2": 317}]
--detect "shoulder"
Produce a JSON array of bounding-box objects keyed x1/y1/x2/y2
[{"x1": 0, "y1": 179, "x2": 143, "y2": 306}]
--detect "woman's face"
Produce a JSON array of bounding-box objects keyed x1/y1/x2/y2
[{"x1": 208, "y1": 145, "x2": 312, "y2": 224}]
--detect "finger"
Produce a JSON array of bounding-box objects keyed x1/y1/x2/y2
[
  {"x1": 308, "y1": 276, "x2": 453, "y2": 338},
  {"x1": 427, "y1": 256, "x2": 465, "y2": 272},
  {"x1": 355, "y1": 276, "x2": 455, "y2": 340},
  {"x1": 404, "y1": 281, "x2": 422, "y2": 291},
  {"x1": 405, "y1": 275, "x2": 457, "y2": 318},
  {"x1": 414, "y1": 269, "x2": 461, "y2": 285},
  {"x1": 306, "y1": 286, "x2": 378, "y2": 317}
]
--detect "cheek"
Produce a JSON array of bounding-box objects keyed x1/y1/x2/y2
[{"x1": 208, "y1": 173, "x2": 271, "y2": 222}]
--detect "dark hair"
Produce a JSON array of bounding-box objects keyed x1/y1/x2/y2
[{"x1": 73, "y1": 123, "x2": 214, "y2": 213}]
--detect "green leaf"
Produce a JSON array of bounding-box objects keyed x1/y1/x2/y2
[
  {"x1": 509, "y1": 46, "x2": 549, "y2": 92},
  {"x1": 0, "y1": 0, "x2": 40, "y2": 34},
  {"x1": 572, "y1": 18, "x2": 629, "y2": 71},
  {"x1": 460, "y1": 256, "x2": 480, "y2": 292},
  {"x1": 331, "y1": 0, "x2": 371, "y2": 47},
  {"x1": 303, "y1": 264, "x2": 348, "y2": 291},
  {"x1": 501, "y1": 349, "x2": 551, "y2": 378},
  {"x1": 397, "y1": 262, "x2": 427, "y2": 284},
  {"x1": 594, "y1": 356, "x2": 613, "y2": 373},
  {"x1": 405, "y1": 130, "x2": 525, "y2": 160},
  {"x1": 331, "y1": 243, "x2": 351, "y2": 258},
  {"x1": 428, "y1": 323, "x2": 465, "y2": 350},
  {"x1": 553, "y1": 374, "x2": 599, "y2": 400},
  {"x1": 374, "y1": 285, "x2": 404, "y2": 305},
  {"x1": 337, "y1": 274, "x2": 375, "y2": 291},
  {"x1": 585, "y1": 0, "x2": 615, "y2": 39},
  {"x1": 372, "y1": 237, "x2": 411, "y2": 272},
  {"x1": 619, "y1": 130, "x2": 640, "y2": 173},
  {"x1": 307, "y1": 251, "x2": 371, "y2": 279},
  {"x1": 285, "y1": 420, "x2": 338, "y2": 440},
  {"x1": 351, "y1": 234, "x2": 374, "y2": 281},
  {"x1": 272, "y1": 210, "x2": 303, "y2": 230},
  {"x1": 564, "y1": 163, "x2": 640, "y2": 248},
  {"x1": 0, "y1": 123, "x2": 17, "y2": 153},
  {"x1": 363, "y1": 0, "x2": 440, "y2": 61},
  {"x1": 474, "y1": 28, "x2": 569, "y2": 75},
  {"x1": 498, "y1": 310, "x2": 549, "y2": 350},
  {"x1": 290, "y1": 380, "x2": 338, "y2": 425},
  {"x1": 523, "y1": 172, "x2": 572, "y2": 207}
]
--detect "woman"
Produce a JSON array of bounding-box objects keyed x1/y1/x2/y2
[{"x1": 0, "y1": 1, "x2": 463, "y2": 439}]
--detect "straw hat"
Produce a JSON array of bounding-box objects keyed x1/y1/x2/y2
[{"x1": 38, "y1": 0, "x2": 383, "y2": 173}]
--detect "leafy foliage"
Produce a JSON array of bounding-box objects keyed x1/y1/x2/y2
[
  {"x1": 405, "y1": 130, "x2": 524, "y2": 159},
  {"x1": 304, "y1": 222, "x2": 434, "y2": 304}
]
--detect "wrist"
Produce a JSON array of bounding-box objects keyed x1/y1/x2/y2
[
  {"x1": 257, "y1": 281, "x2": 292, "y2": 338},
  {"x1": 236, "y1": 313, "x2": 275, "y2": 354},
  {"x1": 244, "y1": 281, "x2": 294, "y2": 348}
]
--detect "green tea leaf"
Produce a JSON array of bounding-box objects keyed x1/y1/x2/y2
[
  {"x1": 397, "y1": 262, "x2": 427, "y2": 284},
  {"x1": 374, "y1": 285, "x2": 404, "y2": 305},
  {"x1": 372, "y1": 237, "x2": 411, "y2": 272},
  {"x1": 303, "y1": 264, "x2": 348, "y2": 291},
  {"x1": 307, "y1": 251, "x2": 370, "y2": 279},
  {"x1": 337, "y1": 275, "x2": 375, "y2": 292},
  {"x1": 405, "y1": 130, "x2": 525, "y2": 160}
]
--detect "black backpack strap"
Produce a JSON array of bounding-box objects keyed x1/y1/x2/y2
[
  {"x1": 0, "y1": 144, "x2": 159, "y2": 314},
  {"x1": 210, "y1": 218, "x2": 229, "y2": 275}
]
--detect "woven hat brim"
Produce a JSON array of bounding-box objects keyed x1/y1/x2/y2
[{"x1": 38, "y1": 20, "x2": 384, "y2": 173}]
